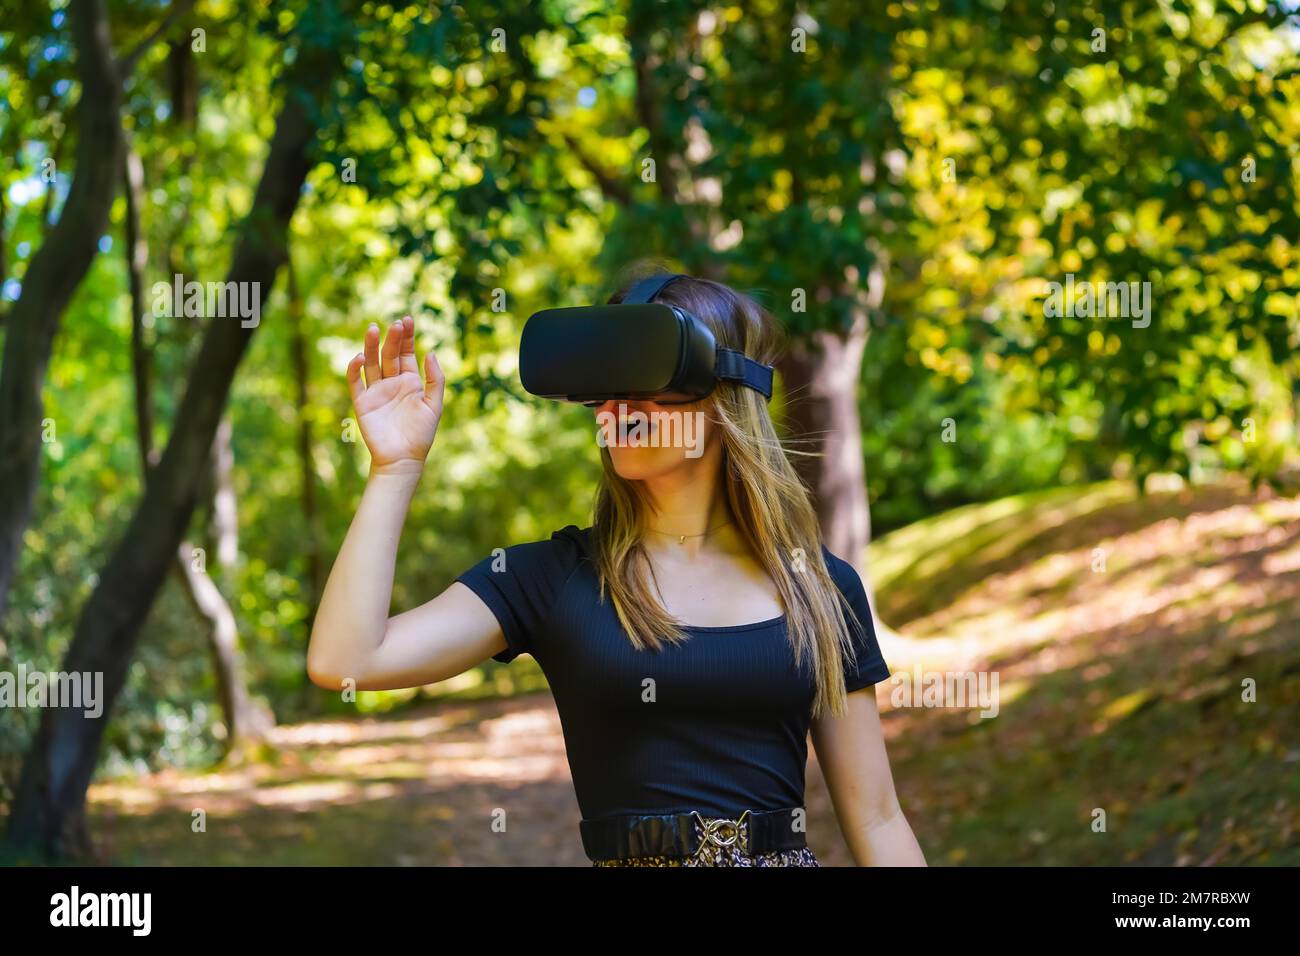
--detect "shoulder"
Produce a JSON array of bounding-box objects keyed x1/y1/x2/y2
[
  {"x1": 819, "y1": 544, "x2": 864, "y2": 598},
  {"x1": 498, "y1": 524, "x2": 590, "y2": 554},
  {"x1": 535, "y1": 525, "x2": 595, "y2": 600},
  {"x1": 504, "y1": 524, "x2": 593, "y2": 583},
  {"x1": 460, "y1": 525, "x2": 592, "y2": 582},
  {"x1": 552, "y1": 523, "x2": 594, "y2": 550},
  {"x1": 549, "y1": 524, "x2": 595, "y2": 566}
]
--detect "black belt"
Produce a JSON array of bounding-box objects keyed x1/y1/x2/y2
[{"x1": 581, "y1": 807, "x2": 806, "y2": 862}]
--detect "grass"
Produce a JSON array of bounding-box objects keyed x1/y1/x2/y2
[{"x1": 868, "y1": 478, "x2": 1300, "y2": 865}]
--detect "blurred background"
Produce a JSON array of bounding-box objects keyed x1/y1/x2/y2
[{"x1": 0, "y1": 0, "x2": 1297, "y2": 865}]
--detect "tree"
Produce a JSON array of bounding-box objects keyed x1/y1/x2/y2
[
  {"x1": 123, "y1": 130, "x2": 274, "y2": 755},
  {"x1": 0, "y1": 0, "x2": 125, "y2": 617},
  {"x1": 888, "y1": 0, "x2": 1300, "y2": 489},
  {"x1": 5, "y1": 3, "x2": 348, "y2": 859}
]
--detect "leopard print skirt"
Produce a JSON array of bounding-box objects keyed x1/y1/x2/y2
[{"x1": 591, "y1": 813, "x2": 820, "y2": 867}]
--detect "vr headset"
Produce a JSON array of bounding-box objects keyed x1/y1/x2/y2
[{"x1": 519, "y1": 273, "x2": 775, "y2": 406}]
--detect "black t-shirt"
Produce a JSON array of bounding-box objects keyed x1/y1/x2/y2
[{"x1": 455, "y1": 524, "x2": 891, "y2": 822}]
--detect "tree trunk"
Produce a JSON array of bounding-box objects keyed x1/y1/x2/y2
[
  {"x1": 123, "y1": 133, "x2": 157, "y2": 473},
  {"x1": 0, "y1": 0, "x2": 121, "y2": 618},
  {"x1": 176, "y1": 533, "x2": 273, "y2": 752},
  {"x1": 4, "y1": 65, "x2": 330, "y2": 860},
  {"x1": 779, "y1": 309, "x2": 874, "y2": 590},
  {"x1": 125, "y1": 136, "x2": 271, "y2": 754},
  {"x1": 288, "y1": 257, "x2": 325, "y2": 711},
  {"x1": 195, "y1": 416, "x2": 273, "y2": 750},
  {"x1": 287, "y1": 256, "x2": 323, "y2": 630},
  {"x1": 0, "y1": 183, "x2": 7, "y2": 292},
  {"x1": 778, "y1": 262, "x2": 901, "y2": 644},
  {"x1": 209, "y1": 417, "x2": 239, "y2": 567}
]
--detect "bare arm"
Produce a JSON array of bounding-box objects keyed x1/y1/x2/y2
[
  {"x1": 810, "y1": 687, "x2": 927, "y2": 866},
  {"x1": 306, "y1": 315, "x2": 507, "y2": 691}
]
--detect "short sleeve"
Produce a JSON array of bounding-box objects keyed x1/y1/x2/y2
[
  {"x1": 823, "y1": 548, "x2": 891, "y2": 693},
  {"x1": 456, "y1": 526, "x2": 586, "y2": 664}
]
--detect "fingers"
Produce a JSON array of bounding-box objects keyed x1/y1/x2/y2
[
  {"x1": 346, "y1": 352, "x2": 366, "y2": 403},
  {"x1": 423, "y1": 349, "x2": 445, "y2": 414},
  {"x1": 359, "y1": 316, "x2": 421, "y2": 388},
  {"x1": 363, "y1": 323, "x2": 381, "y2": 387},
  {"x1": 380, "y1": 318, "x2": 403, "y2": 378},
  {"x1": 398, "y1": 315, "x2": 418, "y2": 375}
]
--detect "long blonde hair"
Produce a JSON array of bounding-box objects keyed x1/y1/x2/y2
[{"x1": 592, "y1": 267, "x2": 866, "y2": 719}]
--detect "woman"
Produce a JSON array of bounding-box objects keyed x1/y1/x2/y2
[{"x1": 307, "y1": 271, "x2": 926, "y2": 866}]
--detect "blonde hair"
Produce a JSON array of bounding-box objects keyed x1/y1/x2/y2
[{"x1": 592, "y1": 266, "x2": 866, "y2": 719}]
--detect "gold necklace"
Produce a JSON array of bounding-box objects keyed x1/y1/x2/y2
[{"x1": 645, "y1": 520, "x2": 733, "y2": 545}]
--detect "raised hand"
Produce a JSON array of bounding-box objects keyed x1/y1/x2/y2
[{"x1": 346, "y1": 315, "x2": 444, "y2": 475}]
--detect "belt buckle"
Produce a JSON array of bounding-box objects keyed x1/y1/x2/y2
[{"x1": 690, "y1": 809, "x2": 752, "y2": 857}]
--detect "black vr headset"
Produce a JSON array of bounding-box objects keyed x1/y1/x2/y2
[{"x1": 519, "y1": 273, "x2": 775, "y2": 406}]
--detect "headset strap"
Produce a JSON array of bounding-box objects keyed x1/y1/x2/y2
[
  {"x1": 622, "y1": 273, "x2": 775, "y2": 401},
  {"x1": 715, "y1": 348, "x2": 774, "y2": 399},
  {"x1": 621, "y1": 272, "x2": 685, "y2": 304}
]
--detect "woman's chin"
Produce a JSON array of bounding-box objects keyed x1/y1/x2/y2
[{"x1": 607, "y1": 449, "x2": 685, "y2": 481}]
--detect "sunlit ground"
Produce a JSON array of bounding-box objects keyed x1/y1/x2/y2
[
  {"x1": 83, "y1": 479, "x2": 1300, "y2": 865},
  {"x1": 871, "y1": 479, "x2": 1300, "y2": 865}
]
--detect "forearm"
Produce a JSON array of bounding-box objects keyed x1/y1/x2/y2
[
  {"x1": 307, "y1": 464, "x2": 422, "y2": 684},
  {"x1": 844, "y1": 802, "x2": 927, "y2": 866}
]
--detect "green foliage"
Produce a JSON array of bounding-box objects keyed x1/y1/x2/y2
[
  {"x1": 888, "y1": 0, "x2": 1300, "y2": 487},
  {"x1": 0, "y1": 0, "x2": 1297, "y2": 791}
]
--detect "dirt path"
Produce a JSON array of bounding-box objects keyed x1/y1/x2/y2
[{"x1": 90, "y1": 693, "x2": 858, "y2": 866}]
